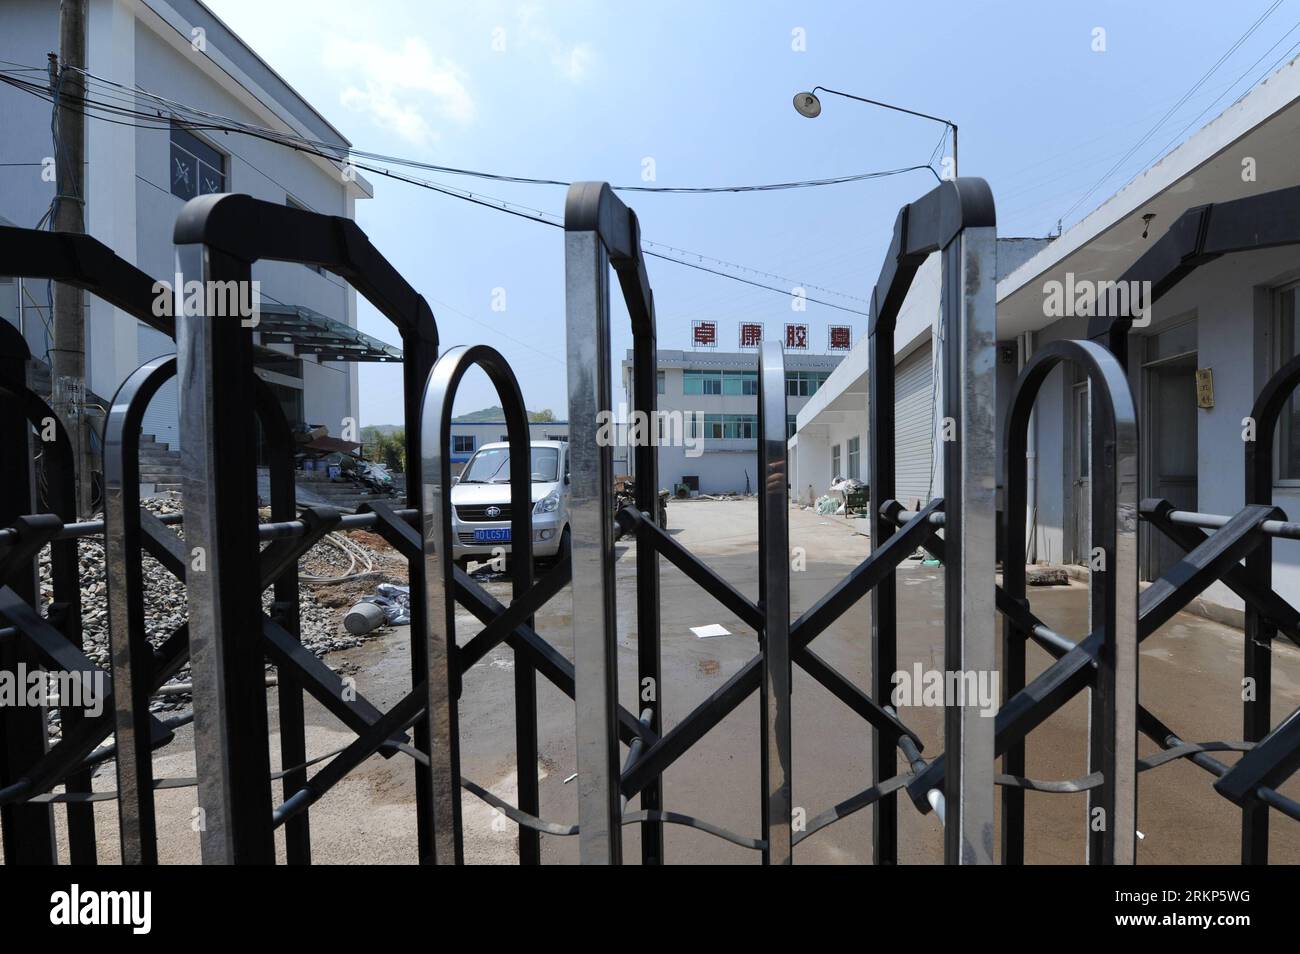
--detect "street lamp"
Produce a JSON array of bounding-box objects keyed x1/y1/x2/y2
[{"x1": 793, "y1": 87, "x2": 958, "y2": 178}]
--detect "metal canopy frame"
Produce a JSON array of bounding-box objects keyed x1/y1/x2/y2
[
  {"x1": 1086, "y1": 182, "x2": 1300, "y2": 367},
  {"x1": 257, "y1": 303, "x2": 403, "y2": 363}
]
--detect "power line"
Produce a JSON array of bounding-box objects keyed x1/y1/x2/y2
[
  {"x1": 1057, "y1": 0, "x2": 1284, "y2": 227},
  {"x1": 0, "y1": 66, "x2": 872, "y2": 315},
  {"x1": 60, "y1": 65, "x2": 938, "y2": 195},
  {"x1": 1143, "y1": 19, "x2": 1300, "y2": 168}
]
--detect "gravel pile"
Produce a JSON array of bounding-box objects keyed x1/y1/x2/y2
[{"x1": 35, "y1": 497, "x2": 402, "y2": 736}]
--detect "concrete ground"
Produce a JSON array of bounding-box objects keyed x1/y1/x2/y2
[{"x1": 45, "y1": 498, "x2": 1300, "y2": 864}]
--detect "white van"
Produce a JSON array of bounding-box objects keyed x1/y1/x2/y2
[{"x1": 450, "y1": 440, "x2": 570, "y2": 569}]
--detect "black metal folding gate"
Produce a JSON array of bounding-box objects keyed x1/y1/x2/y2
[{"x1": 0, "y1": 177, "x2": 1297, "y2": 865}]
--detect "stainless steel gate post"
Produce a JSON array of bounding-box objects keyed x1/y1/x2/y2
[
  {"x1": 420, "y1": 344, "x2": 537, "y2": 864},
  {"x1": 939, "y1": 223, "x2": 998, "y2": 865},
  {"x1": 758, "y1": 341, "x2": 793, "y2": 863},
  {"x1": 866, "y1": 178, "x2": 997, "y2": 863},
  {"x1": 173, "y1": 239, "x2": 276, "y2": 864},
  {"x1": 563, "y1": 182, "x2": 661, "y2": 864}
]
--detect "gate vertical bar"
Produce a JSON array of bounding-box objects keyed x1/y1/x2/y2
[
  {"x1": 564, "y1": 214, "x2": 622, "y2": 863},
  {"x1": 1001, "y1": 388, "x2": 1028, "y2": 865},
  {"x1": 939, "y1": 224, "x2": 998, "y2": 865},
  {"x1": 1085, "y1": 369, "x2": 1140, "y2": 865},
  {"x1": 105, "y1": 356, "x2": 176, "y2": 865},
  {"x1": 1242, "y1": 372, "x2": 1282, "y2": 863},
  {"x1": 264, "y1": 390, "x2": 310, "y2": 864},
  {"x1": 758, "y1": 340, "x2": 793, "y2": 864},
  {"x1": 0, "y1": 333, "x2": 57, "y2": 864},
  {"x1": 868, "y1": 277, "x2": 899, "y2": 866},
  {"x1": 623, "y1": 256, "x2": 663, "y2": 866},
  {"x1": 403, "y1": 328, "x2": 440, "y2": 864},
  {"x1": 175, "y1": 241, "x2": 275, "y2": 864}
]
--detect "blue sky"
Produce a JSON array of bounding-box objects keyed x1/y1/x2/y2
[{"x1": 203, "y1": 0, "x2": 1300, "y2": 425}]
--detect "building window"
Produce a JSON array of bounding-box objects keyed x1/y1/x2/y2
[
  {"x1": 656, "y1": 370, "x2": 665, "y2": 394},
  {"x1": 453, "y1": 434, "x2": 475, "y2": 454},
  {"x1": 701, "y1": 414, "x2": 756, "y2": 439},
  {"x1": 786, "y1": 371, "x2": 830, "y2": 397},
  {"x1": 170, "y1": 125, "x2": 226, "y2": 200},
  {"x1": 684, "y1": 370, "x2": 721, "y2": 395},
  {"x1": 723, "y1": 371, "x2": 758, "y2": 396},
  {"x1": 787, "y1": 414, "x2": 797, "y2": 439},
  {"x1": 831, "y1": 443, "x2": 841, "y2": 478},
  {"x1": 684, "y1": 369, "x2": 756, "y2": 395},
  {"x1": 847, "y1": 436, "x2": 861, "y2": 480}
]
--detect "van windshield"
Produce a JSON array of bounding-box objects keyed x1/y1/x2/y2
[{"x1": 460, "y1": 446, "x2": 560, "y2": 483}]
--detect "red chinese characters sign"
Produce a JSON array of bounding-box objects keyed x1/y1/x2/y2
[
  {"x1": 738, "y1": 322, "x2": 763, "y2": 349},
  {"x1": 828, "y1": 325, "x2": 852, "y2": 352},
  {"x1": 692, "y1": 320, "x2": 718, "y2": 348},
  {"x1": 785, "y1": 323, "x2": 809, "y2": 351}
]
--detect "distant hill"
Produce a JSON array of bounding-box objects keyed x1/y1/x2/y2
[
  {"x1": 363, "y1": 408, "x2": 556, "y2": 431},
  {"x1": 453, "y1": 405, "x2": 556, "y2": 423}
]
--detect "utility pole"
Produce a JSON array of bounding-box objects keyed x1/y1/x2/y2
[{"x1": 50, "y1": 0, "x2": 92, "y2": 516}]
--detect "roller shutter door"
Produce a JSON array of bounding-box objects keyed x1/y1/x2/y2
[{"x1": 893, "y1": 343, "x2": 934, "y2": 508}]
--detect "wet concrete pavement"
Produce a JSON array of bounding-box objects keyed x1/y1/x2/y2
[{"x1": 54, "y1": 497, "x2": 1300, "y2": 863}]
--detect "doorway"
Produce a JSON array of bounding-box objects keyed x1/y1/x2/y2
[
  {"x1": 1070, "y1": 381, "x2": 1090, "y2": 565},
  {"x1": 1141, "y1": 329, "x2": 1199, "y2": 581}
]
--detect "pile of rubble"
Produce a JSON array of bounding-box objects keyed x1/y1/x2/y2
[{"x1": 36, "y1": 498, "x2": 407, "y2": 734}]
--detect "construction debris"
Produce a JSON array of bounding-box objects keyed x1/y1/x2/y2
[{"x1": 36, "y1": 497, "x2": 408, "y2": 736}]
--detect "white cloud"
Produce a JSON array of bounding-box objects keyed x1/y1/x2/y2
[
  {"x1": 554, "y1": 43, "x2": 593, "y2": 81},
  {"x1": 322, "y1": 37, "x2": 474, "y2": 145},
  {"x1": 515, "y1": 4, "x2": 595, "y2": 82}
]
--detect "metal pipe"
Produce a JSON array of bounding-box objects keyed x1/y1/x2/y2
[
  {"x1": 1161, "y1": 508, "x2": 1300, "y2": 541},
  {"x1": 892, "y1": 708, "x2": 946, "y2": 824},
  {"x1": 620, "y1": 708, "x2": 653, "y2": 814},
  {"x1": 0, "y1": 508, "x2": 417, "y2": 547}
]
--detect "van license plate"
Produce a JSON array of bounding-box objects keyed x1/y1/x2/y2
[{"x1": 474, "y1": 528, "x2": 511, "y2": 543}]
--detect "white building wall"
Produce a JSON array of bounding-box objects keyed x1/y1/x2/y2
[
  {"x1": 1023, "y1": 245, "x2": 1300, "y2": 612},
  {"x1": 626, "y1": 350, "x2": 841, "y2": 495},
  {"x1": 0, "y1": 0, "x2": 365, "y2": 450}
]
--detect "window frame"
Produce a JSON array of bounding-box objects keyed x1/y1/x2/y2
[
  {"x1": 1274, "y1": 281, "x2": 1300, "y2": 486},
  {"x1": 169, "y1": 123, "x2": 227, "y2": 200}
]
